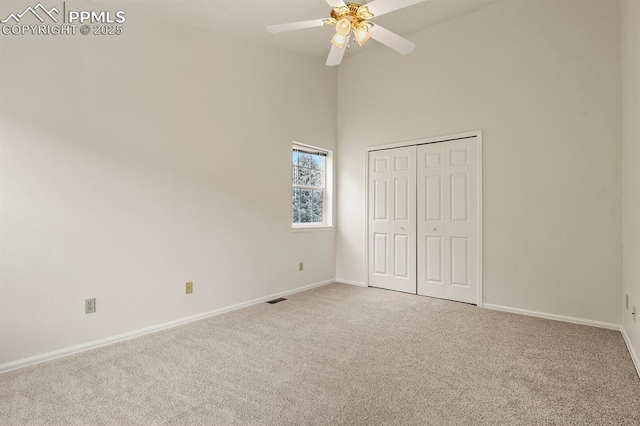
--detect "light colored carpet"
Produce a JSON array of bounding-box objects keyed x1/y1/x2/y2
[{"x1": 1, "y1": 283, "x2": 639, "y2": 425}]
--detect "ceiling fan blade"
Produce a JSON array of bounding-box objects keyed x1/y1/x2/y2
[
  {"x1": 267, "y1": 19, "x2": 327, "y2": 33},
  {"x1": 325, "y1": 0, "x2": 347, "y2": 7},
  {"x1": 368, "y1": 24, "x2": 415, "y2": 54},
  {"x1": 365, "y1": 0, "x2": 428, "y2": 17},
  {"x1": 326, "y1": 35, "x2": 350, "y2": 66}
]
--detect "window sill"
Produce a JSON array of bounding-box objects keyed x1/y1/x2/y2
[{"x1": 291, "y1": 225, "x2": 334, "y2": 233}]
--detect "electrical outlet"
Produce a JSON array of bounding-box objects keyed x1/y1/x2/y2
[
  {"x1": 299, "y1": 262, "x2": 304, "y2": 272},
  {"x1": 85, "y1": 298, "x2": 96, "y2": 314},
  {"x1": 185, "y1": 281, "x2": 193, "y2": 294}
]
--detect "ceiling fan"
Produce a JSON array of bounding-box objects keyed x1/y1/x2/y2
[{"x1": 267, "y1": 0, "x2": 427, "y2": 66}]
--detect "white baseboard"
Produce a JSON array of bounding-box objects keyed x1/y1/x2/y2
[
  {"x1": 621, "y1": 327, "x2": 640, "y2": 378},
  {"x1": 483, "y1": 303, "x2": 620, "y2": 330},
  {"x1": 0, "y1": 279, "x2": 335, "y2": 375},
  {"x1": 336, "y1": 278, "x2": 366, "y2": 287}
]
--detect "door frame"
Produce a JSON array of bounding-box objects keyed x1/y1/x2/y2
[{"x1": 364, "y1": 130, "x2": 484, "y2": 306}]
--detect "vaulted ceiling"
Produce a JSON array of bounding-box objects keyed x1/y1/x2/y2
[{"x1": 103, "y1": 0, "x2": 501, "y2": 59}]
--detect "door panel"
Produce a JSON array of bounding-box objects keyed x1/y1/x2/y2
[
  {"x1": 374, "y1": 158, "x2": 388, "y2": 173},
  {"x1": 373, "y1": 233, "x2": 388, "y2": 275},
  {"x1": 451, "y1": 237, "x2": 469, "y2": 287},
  {"x1": 394, "y1": 234, "x2": 409, "y2": 278},
  {"x1": 373, "y1": 180, "x2": 388, "y2": 220},
  {"x1": 394, "y1": 155, "x2": 411, "y2": 171},
  {"x1": 394, "y1": 177, "x2": 410, "y2": 221},
  {"x1": 417, "y1": 139, "x2": 479, "y2": 304},
  {"x1": 425, "y1": 236, "x2": 443, "y2": 284},
  {"x1": 450, "y1": 147, "x2": 469, "y2": 166},
  {"x1": 368, "y1": 146, "x2": 417, "y2": 294},
  {"x1": 425, "y1": 176, "x2": 443, "y2": 221},
  {"x1": 450, "y1": 174, "x2": 469, "y2": 222}
]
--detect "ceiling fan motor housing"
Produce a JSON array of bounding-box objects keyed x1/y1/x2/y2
[{"x1": 329, "y1": 3, "x2": 374, "y2": 29}]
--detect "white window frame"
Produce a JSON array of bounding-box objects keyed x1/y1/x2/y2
[{"x1": 292, "y1": 142, "x2": 333, "y2": 231}]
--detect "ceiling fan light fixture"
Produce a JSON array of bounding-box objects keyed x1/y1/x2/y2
[
  {"x1": 331, "y1": 32, "x2": 347, "y2": 48},
  {"x1": 353, "y1": 26, "x2": 371, "y2": 47},
  {"x1": 267, "y1": 0, "x2": 426, "y2": 66},
  {"x1": 335, "y1": 18, "x2": 352, "y2": 36}
]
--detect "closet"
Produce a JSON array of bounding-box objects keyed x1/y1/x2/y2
[{"x1": 367, "y1": 135, "x2": 481, "y2": 304}]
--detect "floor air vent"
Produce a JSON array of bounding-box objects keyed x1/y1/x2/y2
[{"x1": 267, "y1": 298, "x2": 287, "y2": 304}]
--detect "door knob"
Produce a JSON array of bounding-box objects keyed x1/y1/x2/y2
[
  {"x1": 400, "y1": 226, "x2": 406, "y2": 231},
  {"x1": 432, "y1": 227, "x2": 437, "y2": 231}
]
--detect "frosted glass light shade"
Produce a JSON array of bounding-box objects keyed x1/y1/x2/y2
[{"x1": 331, "y1": 32, "x2": 347, "y2": 48}]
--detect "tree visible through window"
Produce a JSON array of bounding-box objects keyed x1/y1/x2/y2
[{"x1": 292, "y1": 146, "x2": 326, "y2": 224}]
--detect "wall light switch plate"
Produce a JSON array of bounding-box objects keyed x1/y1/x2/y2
[
  {"x1": 186, "y1": 281, "x2": 193, "y2": 294},
  {"x1": 299, "y1": 262, "x2": 304, "y2": 272}
]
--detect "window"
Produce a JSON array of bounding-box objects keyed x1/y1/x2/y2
[{"x1": 292, "y1": 143, "x2": 332, "y2": 228}]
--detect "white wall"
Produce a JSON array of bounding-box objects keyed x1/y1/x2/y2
[
  {"x1": 622, "y1": 0, "x2": 640, "y2": 361},
  {"x1": 336, "y1": 0, "x2": 622, "y2": 324},
  {"x1": 0, "y1": 11, "x2": 337, "y2": 366}
]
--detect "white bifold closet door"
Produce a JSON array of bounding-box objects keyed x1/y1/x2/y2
[
  {"x1": 368, "y1": 138, "x2": 479, "y2": 304},
  {"x1": 368, "y1": 146, "x2": 417, "y2": 294},
  {"x1": 417, "y1": 140, "x2": 479, "y2": 304}
]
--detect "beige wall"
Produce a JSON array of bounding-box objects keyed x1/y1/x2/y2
[
  {"x1": 0, "y1": 10, "x2": 337, "y2": 366},
  {"x1": 622, "y1": 0, "x2": 640, "y2": 360},
  {"x1": 336, "y1": 0, "x2": 622, "y2": 324},
  {"x1": 0, "y1": 0, "x2": 631, "y2": 369}
]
